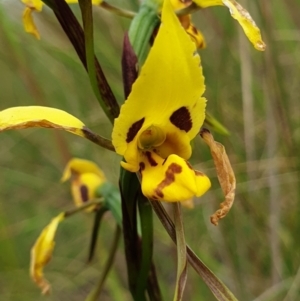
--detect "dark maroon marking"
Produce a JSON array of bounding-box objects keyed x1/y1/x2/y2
[
  {"x1": 126, "y1": 118, "x2": 145, "y2": 143},
  {"x1": 156, "y1": 190, "x2": 164, "y2": 198},
  {"x1": 139, "y1": 162, "x2": 145, "y2": 171},
  {"x1": 80, "y1": 185, "x2": 89, "y2": 203},
  {"x1": 170, "y1": 106, "x2": 192, "y2": 132},
  {"x1": 154, "y1": 163, "x2": 182, "y2": 199},
  {"x1": 145, "y1": 151, "x2": 157, "y2": 167},
  {"x1": 122, "y1": 33, "x2": 138, "y2": 99},
  {"x1": 199, "y1": 128, "x2": 210, "y2": 138}
]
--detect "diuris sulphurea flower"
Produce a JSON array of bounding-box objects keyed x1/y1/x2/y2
[
  {"x1": 112, "y1": 0, "x2": 211, "y2": 202},
  {"x1": 61, "y1": 158, "x2": 106, "y2": 211}
]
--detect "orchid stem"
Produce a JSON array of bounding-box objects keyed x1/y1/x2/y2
[
  {"x1": 100, "y1": 1, "x2": 136, "y2": 18},
  {"x1": 64, "y1": 198, "x2": 103, "y2": 218},
  {"x1": 173, "y1": 202, "x2": 187, "y2": 301},
  {"x1": 85, "y1": 225, "x2": 121, "y2": 301}
]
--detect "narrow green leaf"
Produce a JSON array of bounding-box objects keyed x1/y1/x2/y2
[
  {"x1": 78, "y1": 0, "x2": 117, "y2": 121},
  {"x1": 135, "y1": 193, "x2": 158, "y2": 300},
  {"x1": 150, "y1": 201, "x2": 239, "y2": 301},
  {"x1": 205, "y1": 112, "x2": 230, "y2": 136},
  {"x1": 42, "y1": 0, "x2": 120, "y2": 122},
  {"x1": 173, "y1": 203, "x2": 187, "y2": 301},
  {"x1": 119, "y1": 168, "x2": 143, "y2": 300},
  {"x1": 88, "y1": 207, "x2": 108, "y2": 263},
  {"x1": 85, "y1": 225, "x2": 121, "y2": 301}
]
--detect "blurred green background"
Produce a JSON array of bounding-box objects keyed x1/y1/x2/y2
[{"x1": 0, "y1": 0, "x2": 299, "y2": 300}]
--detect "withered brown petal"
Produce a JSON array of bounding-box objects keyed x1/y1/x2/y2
[{"x1": 200, "y1": 128, "x2": 236, "y2": 225}]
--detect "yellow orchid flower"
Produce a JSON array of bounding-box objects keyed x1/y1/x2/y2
[
  {"x1": 170, "y1": 0, "x2": 206, "y2": 49},
  {"x1": 21, "y1": 0, "x2": 103, "y2": 39},
  {"x1": 112, "y1": 0, "x2": 211, "y2": 202},
  {"x1": 61, "y1": 158, "x2": 106, "y2": 211},
  {"x1": 193, "y1": 0, "x2": 266, "y2": 51},
  {"x1": 30, "y1": 212, "x2": 65, "y2": 295}
]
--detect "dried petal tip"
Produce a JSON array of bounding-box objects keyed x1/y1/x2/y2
[
  {"x1": 200, "y1": 129, "x2": 236, "y2": 225},
  {"x1": 30, "y1": 213, "x2": 65, "y2": 294}
]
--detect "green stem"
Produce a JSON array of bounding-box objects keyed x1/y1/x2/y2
[
  {"x1": 64, "y1": 198, "x2": 103, "y2": 218},
  {"x1": 85, "y1": 225, "x2": 121, "y2": 301},
  {"x1": 173, "y1": 203, "x2": 187, "y2": 301},
  {"x1": 88, "y1": 207, "x2": 108, "y2": 263},
  {"x1": 82, "y1": 127, "x2": 115, "y2": 151},
  {"x1": 135, "y1": 193, "x2": 154, "y2": 300},
  {"x1": 100, "y1": 2, "x2": 136, "y2": 18},
  {"x1": 150, "y1": 201, "x2": 239, "y2": 301}
]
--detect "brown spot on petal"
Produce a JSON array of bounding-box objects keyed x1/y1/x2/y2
[
  {"x1": 80, "y1": 185, "x2": 89, "y2": 203},
  {"x1": 154, "y1": 163, "x2": 182, "y2": 199},
  {"x1": 145, "y1": 151, "x2": 158, "y2": 166},
  {"x1": 170, "y1": 106, "x2": 192, "y2": 132},
  {"x1": 139, "y1": 162, "x2": 145, "y2": 171},
  {"x1": 126, "y1": 118, "x2": 145, "y2": 143}
]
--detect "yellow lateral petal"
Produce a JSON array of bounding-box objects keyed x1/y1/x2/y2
[
  {"x1": 193, "y1": 0, "x2": 265, "y2": 50},
  {"x1": 0, "y1": 106, "x2": 86, "y2": 137},
  {"x1": 22, "y1": 7, "x2": 40, "y2": 39},
  {"x1": 140, "y1": 151, "x2": 211, "y2": 202},
  {"x1": 30, "y1": 213, "x2": 65, "y2": 295},
  {"x1": 112, "y1": 0, "x2": 206, "y2": 159},
  {"x1": 222, "y1": 0, "x2": 266, "y2": 51},
  {"x1": 61, "y1": 158, "x2": 106, "y2": 182}
]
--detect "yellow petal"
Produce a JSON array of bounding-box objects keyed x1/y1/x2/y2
[
  {"x1": 91, "y1": 0, "x2": 103, "y2": 4},
  {"x1": 192, "y1": 0, "x2": 223, "y2": 8},
  {"x1": 140, "y1": 151, "x2": 211, "y2": 202},
  {"x1": 112, "y1": 0, "x2": 206, "y2": 164},
  {"x1": 193, "y1": 0, "x2": 266, "y2": 51},
  {"x1": 222, "y1": 0, "x2": 266, "y2": 51},
  {"x1": 0, "y1": 106, "x2": 86, "y2": 137},
  {"x1": 65, "y1": 0, "x2": 103, "y2": 4},
  {"x1": 22, "y1": 0, "x2": 44, "y2": 11},
  {"x1": 71, "y1": 173, "x2": 104, "y2": 211},
  {"x1": 30, "y1": 213, "x2": 65, "y2": 295},
  {"x1": 22, "y1": 7, "x2": 40, "y2": 39},
  {"x1": 61, "y1": 158, "x2": 106, "y2": 182}
]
